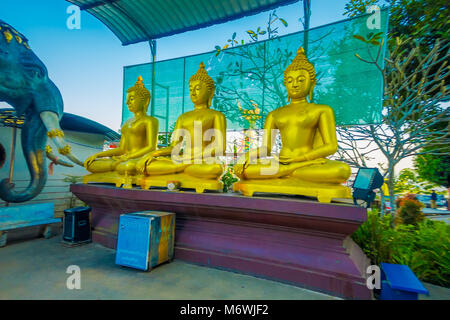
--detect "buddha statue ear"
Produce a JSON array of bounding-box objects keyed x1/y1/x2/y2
[
  {"x1": 283, "y1": 79, "x2": 291, "y2": 103},
  {"x1": 308, "y1": 79, "x2": 316, "y2": 102},
  {"x1": 207, "y1": 89, "x2": 214, "y2": 108},
  {"x1": 144, "y1": 95, "x2": 151, "y2": 113}
]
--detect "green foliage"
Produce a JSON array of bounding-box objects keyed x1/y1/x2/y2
[
  {"x1": 62, "y1": 174, "x2": 83, "y2": 184},
  {"x1": 62, "y1": 175, "x2": 83, "y2": 208},
  {"x1": 344, "y1": 0, "x2": 379, "y2": 17},
  {"x1": 396, "y1": 220, "x2": 450, "y2": 286},
  {"x1": 394, "y1": 168, "x2": 445, "y2": 195},
  {"x1": 387, "y1": 0, "x2": 449, "y2": 48},
  {"x1": 352, "y1": 209, "x2": 397, "y2": 265},
  {"x1": 213, "y1": 10, "x2": 290, "y2": 128},
  {"x1": 353, "y1": 31, "x2": 384, "y2": 46},
  {"x1": 395, "y1": 194, "x2": 425, "y2": 226},
  {"x1": 345, "y1": 0, "x2": 449, "y2": 47},
  {"x1": 415, "y1": 151, "x2": 450, "y2": 188},
  {"x1": 157, "y1": 123, "x2": 175, "y2": 147},
  {"x1": 158, "y1": 132, "x2": 171, "y2": 146},
  {"x1": 352, "y1": 210, "x2": 450, "y2": 287},
  {"x1": 215, "y1": 10, "x2": 288, "y2": 56},
  {"x1": 221, "y1": 166, "x2": 239, "y2": 192}
]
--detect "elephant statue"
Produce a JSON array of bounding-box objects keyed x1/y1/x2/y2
[{"x1": 0, "y1": 20, "x2": 83, "y2": 202}]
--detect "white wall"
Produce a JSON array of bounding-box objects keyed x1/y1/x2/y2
[{"x1": 0, "y1": 127, "x2": 104, "y2": 217}]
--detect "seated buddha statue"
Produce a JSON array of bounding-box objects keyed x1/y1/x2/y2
[
  {"x1": 136, "y1": 62, "x2": 226, "y2": 193},
  {"x1": 233, "y1": 47, "x2": 351, "y2": 203},
  {"x1": 83, "y1": 76, "x2": 159, "y2": 188}
]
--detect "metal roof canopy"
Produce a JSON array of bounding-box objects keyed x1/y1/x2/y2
[{"x1": 67, "y1": 0, "x2": 299, "y2": 46}]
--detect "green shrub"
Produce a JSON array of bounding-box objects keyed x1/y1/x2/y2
[
  {"x1": 392, "y1": 220, "x2": 450, "y2": 287},
  {"x1": 352, "y1": 210, "x2": 450, "y2": 287},
  {"x1": 395, "y1": 194, "x2": 425, "y2": 226},
  {"x1": 352, "y1": 209, "x2": 397, "y2": 265}
]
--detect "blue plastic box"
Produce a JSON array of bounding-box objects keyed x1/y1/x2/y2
[
  {"x1": 115, "y1": 211, "x2": 175, "y2": 271},
  {"x1": 380, "y1": 263, "x2": 429, "y2": 300}
]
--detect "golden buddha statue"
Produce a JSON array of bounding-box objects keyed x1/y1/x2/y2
[
  {"x1": 233, "y1": 47, "x2": 351, "y2": 203},
  {"x1": 83, "y1": 76, "x2": 159, "y2": 187},
  {"x1": 136, "y1": 62, "x2": 226, "y2": 193}
]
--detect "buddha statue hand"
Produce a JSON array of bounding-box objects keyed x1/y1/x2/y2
[
  {"x1": 278, "y1": 157, "x2": 326, "y2": 166},
  {"x1": 84, "y1": 154, "x2": 98, "y2": 169},
  {"x1": 234, "y1": 153, "x2": 250, "y2": 178},
  {"x1": 136, "y1": 154, "x2": 154, "y2": 175},
  {"x1": 112, "y1": 155, "x2": 129, "y2": 162},
  {"x1": 110, "y1": 155, "x2": 129, "y2": 168}
]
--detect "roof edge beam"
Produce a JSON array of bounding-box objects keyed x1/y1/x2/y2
[{"x1": 79, "y1": 0, "x2": 121, "y2": 11}]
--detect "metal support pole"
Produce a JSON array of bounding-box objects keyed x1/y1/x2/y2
[
  {"x1": 165, "y1": 87, "x2": 170, "y2": 144},
  {"x1": 149, "y1": 40, "x2": 157, "y2": 116},
  {"x1": 182, "y1": 57, "x2": 186, "y2": 114},
  {"x1": 303, "y1": 0, "x2": 311, "y2": 55}
]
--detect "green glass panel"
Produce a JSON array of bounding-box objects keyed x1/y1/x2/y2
[{"x1": 122, "y1": 9, "x2": 388, "y2": 130}]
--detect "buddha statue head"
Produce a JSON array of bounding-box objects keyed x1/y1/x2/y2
[
  {"x1": 126, "y1": 76, "x2": 151, "y2": 113},
  {"x1": 284, "y1": 47, "x2": 316, "y2": 102},
  {"x1": 189, "y1": 62, "x2": 215, "y2": 108}
]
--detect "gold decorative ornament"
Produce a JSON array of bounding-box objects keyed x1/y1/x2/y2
[
  {"x1": 3, "y1": 30, "x2": 12, "y2": 43},
  {"x1": 47, "y1": 129, "x2": 65, "y2": 138},
  {"x1": 58, "y1": 145, "x2": 72, "y2": 156}
]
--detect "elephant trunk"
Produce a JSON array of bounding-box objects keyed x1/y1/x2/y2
[{"x1": 0, "y1": 111, "x2": 47, "y2": 202}]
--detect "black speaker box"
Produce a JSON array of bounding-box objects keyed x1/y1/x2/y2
[{"x1": 63, "y1": 206, "x2": 91, "y2": 244}]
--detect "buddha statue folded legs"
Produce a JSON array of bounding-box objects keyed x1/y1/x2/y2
[
  {"x1": 136, "y1": 62, "x2": 226, "y2": 193},
  {"x1": 83, "y1": 76, "x2": 159, "y2": 188},
  {"x1": 233, "y1": 47, "x2": 352, "y2": 203}
]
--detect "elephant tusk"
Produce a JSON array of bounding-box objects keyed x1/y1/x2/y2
[
  {"x1": 45, "y1": 146, "x2": 73, "y2": 167},
  {"x1": 40, "y1": 111, "x2": 84, "y2": 167},
  {"x1": 55, "y1": 144, "x2": 84, "y2": 167}
]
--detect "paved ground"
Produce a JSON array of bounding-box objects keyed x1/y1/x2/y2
[
  {"x1": 423, "y1": 208, "x2": 450, "y2": 215},
  {"x1": 0, "y1": 235, "x2": 340, "y2": 300},
  {"x1": 424, "y1": 208, "x2": 450, "y2": 224},
  {"x1": 1, "y1": 233, "x2": 448, "y2": 300}
]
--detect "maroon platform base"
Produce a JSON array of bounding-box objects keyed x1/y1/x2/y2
[{"x1": 71, "y1": 184, "x2": 372, "y2": 299}]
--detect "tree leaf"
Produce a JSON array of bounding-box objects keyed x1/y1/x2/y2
[
  {"x1": 279, "y1": 18, "x2": 288, "y2": 27},
  {"x1": 223, "y1": 44, "x2": 229, "y2": 50},
  {"x1": 232, "y1": 32, "x2": 236, "y2": 40},
  {"x1": 353, "y1": 34, "x2": 367, "y2": 43}
]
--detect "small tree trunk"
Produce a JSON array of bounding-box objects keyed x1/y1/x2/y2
[{"x1": 387, "y1": 170, "x2": 396, "y2": 215}]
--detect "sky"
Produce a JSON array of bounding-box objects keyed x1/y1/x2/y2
[{"x1": 0, "y1": 0, "x2": 353, "y2": 132}]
